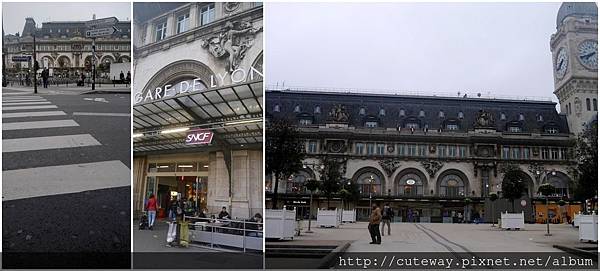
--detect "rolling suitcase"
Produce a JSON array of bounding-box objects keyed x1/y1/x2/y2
[{"x1": 179, "y1": 221, "x2": 190, "y2": 247}]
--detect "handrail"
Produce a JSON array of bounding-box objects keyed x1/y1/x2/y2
[{"x1": 183, "y1": 215, "x2": 263, "y2": 253}]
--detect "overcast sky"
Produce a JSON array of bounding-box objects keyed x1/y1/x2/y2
[
  {"x1": 3, "y1": 2, "x2": 130, "y2": 34},
  {"x1": 266, "y1": 2, "x2": 563, "y2": 102}
]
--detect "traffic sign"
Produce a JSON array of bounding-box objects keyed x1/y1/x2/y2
[
  {"x1": 86, "y1": 26, "x2": 119, "y2": 38},
  {"x1": 86, "y1": 16, "x2": 118, "y2": 28},
  {"x1": 12, "y1": 55, "x2": 31, "y2": 62}
]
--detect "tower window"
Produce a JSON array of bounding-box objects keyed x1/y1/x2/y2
[
  {"x1": 586, "y1": 98, "x2": 591, "y2": 111},
  {"x1": 594, "y1": 99, "x2": 598, "y2": 111}
]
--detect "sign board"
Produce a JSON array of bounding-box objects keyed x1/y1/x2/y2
[
  {"x1": 86, "y1": 26, "x2": 119, "y2": 38},
  {"x1": 12, "y1": 55, "x2": 31, "y2": 62},
  {"x1": 86, "y1": 16, "x2": 118, "y2": 28},
  {"x1": 185, "y1": 129, "x2": 214, "y2": 145}
]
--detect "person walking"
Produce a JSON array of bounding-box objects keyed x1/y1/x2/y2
[
  {"x1": 41, "y1": 68, "x2": 49, "y2": 88},
  {"x1": 381, "y1": 203, "x2": 393, "y2": 236},
  {"x1": 368, "y1": 203, "x2": 382, "y2": 244},
  {"x1": 119, "y1": 71, "x2": 125, "y2": 83},
  {"x1": 145, "y1": 194, "x2": 158, "y2": 230}
]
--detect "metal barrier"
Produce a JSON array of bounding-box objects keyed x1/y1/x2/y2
[{"x1": 183, "y1": 215, "x2": 263, "y2": 252}]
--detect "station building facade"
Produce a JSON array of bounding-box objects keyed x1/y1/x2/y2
[
  {"x1": 3, "y1": 17, "x2": 131, "y2": 78},
  {"x1": 132, "y1": 2, "x2": 263, "y2": 220}
]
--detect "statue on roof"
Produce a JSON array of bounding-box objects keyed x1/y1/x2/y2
[
  {"x1": 475, "y1": 110, "x2": 495, "y2": 127},
  {"x1": 328, "y1": 104, "x2": 349, "y2": 123}
]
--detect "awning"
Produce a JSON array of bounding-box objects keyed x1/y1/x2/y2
[{"x1": 133, "y1": 80, "x2": 263, "y2": 153}]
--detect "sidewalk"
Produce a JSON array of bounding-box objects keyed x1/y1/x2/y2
[
  {"x1": 133, "y1": 219, "x2": 213, "y2": 252},
  {"x1": 3, "y1": 84, "x2": 130, "y2": 95}
]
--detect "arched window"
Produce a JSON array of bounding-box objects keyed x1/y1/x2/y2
[
  {"x1": 537, "y1": 114, "x2": 544, "y2": 122},
  {"x1": 500, "y1": 112, "x2": 506, "y2": 120},
  {"x1": 439, "y1": 174, "x2": 465, "y2": 197},
  {"x1": 294, "y1": 105, "x2": 301, "y2": 113},
  {"x1": 286, "y1": 170, "x2": 312, "y2": 194},
  {"x1": 356, "y1": 171, "x2": 382, "y2": 196},
  {"x1": 586, "y1": 98, "x2": 591, "y2": 111},
  {"x1": 546, "y1": 174, "x2": 569, "y2": 197},
  {"x1": 439, "y1": 111, "x2": 445, "y2": 118},
  {"x1": 458, "y1": 111, "x2": 464, "y2": 119},
  {"x1": 518, "y1": 113, "x2": 525, "y2": 121},
  {"x1": 314, "y1": 105, "x2": 321, "y2": 114},
  {"x1": 594, "y1": 99, "x2": 598, "y2": 111},
  {"x1": 568, "y1": 103, "x2": 572, "y2": 115},
  {"x1": 359, "y1": 107, "x2": 366, "y2": 116},
  {"x1": 397, "y1": 173, "x2": 424, "y2": 196},
  {"x1": 274, "y1": 104, "x2": 280, "y2": 112},
  {"x1": 419, "y1": 110, "x2": 425, "y2": 117},
  {"x1": 399, "y1": 109, "x2": 405, "y2": 117},
  {"x1": 379, "y1": 108, "x2": 386, "y2": 116}
]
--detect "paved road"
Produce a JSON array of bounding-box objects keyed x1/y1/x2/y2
[
  {"x1": 294, "y1": 221, "x2": 590, "y2": 253},
  {"x1": 2, "y1": 87, "x2": 131, "y2": 267}
]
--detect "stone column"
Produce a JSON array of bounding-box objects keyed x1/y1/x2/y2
[
  {"x1": 166, "y1": 12, "x2": 176, "y2": 37},
  {"x1": 189, "y1": 3, "x2": 198, "y2": 29},
  {"x1": 144, "y1": 23, "x2": 153, "y2": 45}
]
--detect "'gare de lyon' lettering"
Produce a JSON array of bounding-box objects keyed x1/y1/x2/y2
[{"x1": 135, "y1": 66, "x2": 262, "y2": 104}]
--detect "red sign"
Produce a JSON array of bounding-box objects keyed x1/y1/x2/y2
[{"x1": 185, "y1": 129, "x2": 213, "y2": 145}]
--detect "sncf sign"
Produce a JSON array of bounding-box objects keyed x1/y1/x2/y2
[{"x1": 185, "y1": 129, "x2": 213, "y2": 145}]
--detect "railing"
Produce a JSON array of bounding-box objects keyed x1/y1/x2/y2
[
  {"x1": 3, "y1": 76, "x2": 130, "y2": 88},
  {"x1": 183, "y1": 215, "x2": 263, "y2": 253},
  {"x1": 267, "y1": 84, "x2": 553, "y2": 102}
]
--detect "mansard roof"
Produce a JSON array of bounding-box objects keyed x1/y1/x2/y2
[{"x1": 266, "y1": 89, "x2": 570, "y2": 134}]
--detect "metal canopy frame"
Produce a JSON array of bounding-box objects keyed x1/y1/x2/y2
[{"x1": 133, "y1": 80, "x2": 263, "y2": 153}]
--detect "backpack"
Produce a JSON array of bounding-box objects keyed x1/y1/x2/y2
[{"x1": 383, "y1": 207, "x2": 393, "y2": 218}]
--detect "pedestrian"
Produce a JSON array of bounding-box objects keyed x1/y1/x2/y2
[
  {"x1": 42, "y1": 68, "x2": 49, "y2": 88},
  {"x1": 218, "y1": 206, "x2": 230, "y2": 219},
  {"x1": 25, "y1": 73, "x2": 30, "y2": 86},
  {"x1": 381, "y1": 203, "x2": 393, "y2": 236},
  {"x1": 119, "y1": 71, "x2": 125, "y2": 82},
  {"x1": 126, "y1": 71, "x2": 131, "y2": 84},
  {"x1": 368, "y1": 203, "x2": 382, "y2": 244},
  {"x1": 145, "y1": 194, "x2": 158, "y2": 230}
]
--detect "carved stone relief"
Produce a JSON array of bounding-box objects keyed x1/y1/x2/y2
[
  {"x1": 200, "y1": 20, "x2": 262, "y2": 72},
  {"x1": 378, "y1": 159, "x2": 401, "y2": 177},
  {"x1": 421, "y1": 160, "x2": 443, "y2": 177}
]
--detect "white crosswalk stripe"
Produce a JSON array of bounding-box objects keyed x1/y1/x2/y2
[
  {"x1": 2, "y1": 111, "x2": 67, "y2": 118},
  {"x1": 2, "y1": 95, "x2": 129, "y2": 201}
]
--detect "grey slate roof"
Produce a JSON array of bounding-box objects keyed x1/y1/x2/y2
[{"x1": 266, "y1": 89, "x2": 570, "y2": 134}]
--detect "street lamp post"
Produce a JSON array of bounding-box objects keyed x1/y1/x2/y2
[
  {"x1": 369, "y1": 175, "x2": 374, "y2": 215},
  {"x1": 32, "y1": 33, "x2": 37, "y2": 94}
]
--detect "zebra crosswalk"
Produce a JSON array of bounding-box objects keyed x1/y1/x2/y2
[{"x1": 2, "y1": 93, "x2": 130, "y2": 201}]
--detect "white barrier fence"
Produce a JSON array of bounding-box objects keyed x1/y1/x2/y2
[
  {"x1": 500, "y1": 212, "x2": 525, "y2": 230},
  {"x1": 317, "y1": 208, "x2": 342, "y2": 227},
  {"x1": 578, "y1": 214, "x2": 598, "y2": 242},
  {"x1": 265, "y1": 208, "x2": 297, "y2": 240},
  {"x1": 342, "y1": 209, "x2": 356, "y2": 223},
  {"x1": 183, "y1": 216, "x2": 263, "y2": 252}
]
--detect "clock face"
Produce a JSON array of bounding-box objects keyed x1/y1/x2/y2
[
  {"x1": 578, "y1": 40, "x2": 598, "y2": 70},
  {"x1": 555, "y1": 47, "x2": 568, "y2": 79}
]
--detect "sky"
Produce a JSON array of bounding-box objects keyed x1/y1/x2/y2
[
  {"x1": 3, "y1": 2, "x2": 131, "y2": 35},
  {"x1": 266, "y1": 2, "x2": 563, "y2": 102}
]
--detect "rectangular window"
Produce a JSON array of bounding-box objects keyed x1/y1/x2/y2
[
  {"x1": 418, "y1": 144, "x2": 427, "y2": 157},
  {"x1": 438, "y1": 145, "x2": 446, "y2": 158},
  {"x1": 446, "y1": 124, "x2": 458, "y2": 131},
  {"x1": 448, "y1": 145, "x2": 457, "y2": 157},
  {"x1": 511, "y1": 147, "x2": 521, "y2": 159},
  {"x1": 509, "y1": 126, "x2": 522, "y2": 133},
  {"x1": 367, "y1": 143, "x2": 375, "y2": 155},
  {"x1": 541, "y1": 148, "x2": 549, "y2": 160},
  {"x1": 551, "y1": 148, "x2": 559, "y2": 160},
  {"x1": 299, "y1": 119, "x2": 312, "y2": 125},
  {"x1": 355, "y1": 143, "x2": 365, "y2": 155},
  {"x1": 201, "y1": 4, "x2": 216, "y2": 25},
  {"x1": 177, "y1": 13, "x2": 190, "y2": 34},
  {"x1": 376, "y1": 144, "x2": 385, "y2": 155},
  {"x1": 502, "y1": 146, "x2": 510, "y2": 159},
  {"x1": 523, "y1": 147, "x2": 530, "y2": 159},
  {"x1": 559, "y1": 148, "x2": 566, "y2": 160},
  {"x1": 398, "y1": 144, "x2": 405, "y2": 156},
  {"x1": 459, "y1": 146, "x2": 467, "y2": 158},
  {"x1": 308, "y1": 141, "x2": 317, "y2": 154},
  {"x1": 408, "y1": 144, "x2": 417, "y2": 156},
  {"x1": 365, "y1": 121, "x2": 378, "y2": 128},
  {"x1": 155, "y1": 21, "x2": 167, "y2": 41}
]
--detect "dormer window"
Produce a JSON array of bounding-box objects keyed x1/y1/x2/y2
[
  {"x1": 359, "y1": 107, "x2": 366, "y2": 116},
  {"x1": 545, "y1": 127, "x2": 558, "y2": 134},
  {"x1": 314, "y1": 105, "x2": 321, "y2": 114},
  {"x1": 500, "y1": 113, "x2": 506, "y2": 120},
  {"x1": 366, "y1": 121, "x2": 378, "y2": 128},
  {"x1": 446, "y1": 124, "x2": 459, "y2": 131},
  {"x1": 379, "y1": 108, "x2": 386, "y2": 116},
  {"x1": 406, "y1": 123, "x2": 419, "y2": 129},
  {"x1": 419, "y1": 110, "x2": 425, "y2": 118},
  {"x1": 399, "y1": 109, "x2": 405, "y2": 117},
  {"x1": 508, "y1": 126, "x2": 522, "y2": 133},
  {"x1": 518, "y1": 113, "x2": 525, "y2": 121},
  {"x1": 299, "y1": 119, "x2": 313, "y2": 125},
  {"x1": 274, "y1": 104, "x2": 280, "y2": 112},
  {"x1": 458, "y1": 111, "x2": 464, "y2": 119},
  {"x1": 439, "y1": 111, "x2": 445, "y2": 118},
  {"x1": 293, "y1": 105, "x2": 301, "y2": 113},
  {"x1": 537, "y1": 115, "x2": 544, "y2": 122}
]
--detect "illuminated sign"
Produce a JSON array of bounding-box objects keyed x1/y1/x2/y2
[{"x1": 185, "y1": 129, "x2": 214, "y2": 145}]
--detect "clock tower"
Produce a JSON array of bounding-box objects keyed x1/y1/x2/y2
[{"x1": 550, "y1": 2, "x2": 598, "y2": 135}]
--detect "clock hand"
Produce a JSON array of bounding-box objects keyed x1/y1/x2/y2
[
  {"x1": 557, "y1": 59, "x2": 564, "y2": 71},
  {"x1": 582, "y1": 51, "x2": 596, "y2": 60}
]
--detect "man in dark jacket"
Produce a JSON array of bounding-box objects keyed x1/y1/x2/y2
[
  {"x1": 368, "y1": 204, "x2": 382, "y2": 244},
  {"x1": 381, "y1": 202, "x2": 393, "y2": 236}
]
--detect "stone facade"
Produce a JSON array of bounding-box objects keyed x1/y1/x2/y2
[{"x1": 3, "y1": 18, "x2": 131, "y2": 78}]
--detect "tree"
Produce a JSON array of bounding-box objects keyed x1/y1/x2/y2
[
  {"x1": 538, "y1": 183, "x2": 556, "y2": 236},
  {"x1": 501, "y1": 164, "x2": 527, "y2": 212},
  {"x1": 571, "y1": 123, "x2": 598, "y2": 202},
  {"x1": 304, "y1": 179, "x2": 320, "y2": 232},
  {"x1": 489, "y1": 192, "x2": 498, "y2": 226},
  {"x1": 266, "y1": 118, "x2": 305, "y2": 209},
  {"x1": 318, "y1": 158, "x2": 343, "y2": 208}
]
